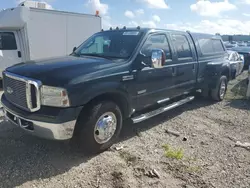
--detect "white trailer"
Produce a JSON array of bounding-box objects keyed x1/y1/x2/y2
[{"x1": 0, "y1": 4, "x2": 101, "y2": 77}]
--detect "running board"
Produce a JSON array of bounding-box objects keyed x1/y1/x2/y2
[{"x1": 132, "y1": 96, "x2": 195, "y2": 124}]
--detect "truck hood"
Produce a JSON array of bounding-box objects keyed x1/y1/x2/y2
[{"x1": 6, "y1": 56, "x2": 120, "y2": 86}]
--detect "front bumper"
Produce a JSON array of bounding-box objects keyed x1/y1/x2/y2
[
  {"x1": 1, "y1": 95, "x2": 82, "y2": 140},
  {"x1": 3, "y1": 106, "x2": 76, "y2": 140}
]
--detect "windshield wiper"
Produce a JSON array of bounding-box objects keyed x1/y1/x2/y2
[
  {"x1": 70, "y1": 51, "x2": 80, "y2": 57},
  {"x1": 79, "y1": 53, "x2": 127, "y2": 60},
  {"x1": 80, "y1": 53, "x2": 113, "y2": 60}
]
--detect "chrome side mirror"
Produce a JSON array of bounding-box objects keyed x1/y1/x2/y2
[{"x1": 151, "y1": 49, "x2": 165, "y2": 69}]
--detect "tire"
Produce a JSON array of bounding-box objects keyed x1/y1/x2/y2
[
  {"x1": 74, "y1": 101, "x2": 123, "y2": 154},
  {"x1": 211, "y1": 76, "x2": 228, "y2": 101}
]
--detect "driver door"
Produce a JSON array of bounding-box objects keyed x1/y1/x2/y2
[{"x1": 134, "y1": 33, "x2": 175, "y2": 110}]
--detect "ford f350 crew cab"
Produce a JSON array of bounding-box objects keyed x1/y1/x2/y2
[{"x1": 1, "y1": 28, "x2": 231, "y2": 153}]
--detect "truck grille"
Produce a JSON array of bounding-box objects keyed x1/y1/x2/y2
[{"x1": 3, "y1": 72, "x2": 42, "y2": 112}]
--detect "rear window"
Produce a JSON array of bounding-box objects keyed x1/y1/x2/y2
[
  {"x1": 0, "y1": 32, "x2": 17, "y2": 50},
  {"x1": 198, "y1": 37, "x2": 225, "y2": 54},
  {"x1": 212, "y1": 39, "x2": 224, "y2": 52},
  {"x1": 198, "y1": 39, "x2": 214, "y2": 54}
]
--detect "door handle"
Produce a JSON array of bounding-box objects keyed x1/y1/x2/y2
[
  {"x1": 18, "y1": 51, "x2": 22, "y2": 58},
  {"x1": 172, "y1": 67, "x2": 177, "y2": 76}
]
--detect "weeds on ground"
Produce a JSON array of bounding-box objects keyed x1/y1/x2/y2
[{"x1": 162, "y1": 144, "x2": 184, "y2": 160}]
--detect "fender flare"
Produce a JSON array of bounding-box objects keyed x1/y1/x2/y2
[
  {"x1": 220, "y1": 63, "x2": 231, "y2": 79},
  {"x1": 74, "y1": 81, "x2": 132, "y2": 118},
  {"x1": 204, "y1": 63, "x2": 230, "y2": 89}
]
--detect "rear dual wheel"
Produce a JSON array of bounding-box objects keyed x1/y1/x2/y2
[
  {"x1": 211, "y1": 76, "x2": 228, "y2": 101},
  {"x1": 200, "y1": 76, "x2": 228, "y2": 101}
]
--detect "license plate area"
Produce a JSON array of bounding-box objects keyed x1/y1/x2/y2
[
  {"x1": 4, "y1": 109, "x2": 34, "y2": 131},
  {"x1": 6, "y1": 111, "x2": 19, "y2": 126}
]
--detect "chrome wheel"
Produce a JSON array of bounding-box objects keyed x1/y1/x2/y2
[
  {"x1": 94, "y1": 112, "x2": 117, "y2": 144},
  {"x1": 220, "y1": 80, "x2": 226, "y2": 98}
]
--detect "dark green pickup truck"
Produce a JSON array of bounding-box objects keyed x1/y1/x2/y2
[{"x1": 1, "y1": 27, "x2": 231, "y2": 153}]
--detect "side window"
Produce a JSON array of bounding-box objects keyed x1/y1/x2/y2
[
  {"x1": 0, "y1": 32, "x2": 17, "y2": 50},
  {"x1": 198, "y1": 38, "x2": 213, "y2": 54},
  {"x1": 172, "y1": 34, "x2": 192, "y2": 59},
  {"x1": 212, "y1": 39, "x2": 225, "y2": 52},
  {"x1": 141, "y1": 34, "x2": 172, "y2": 64}
]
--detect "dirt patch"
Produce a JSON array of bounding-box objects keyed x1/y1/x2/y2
[
  {"x1": 225, "y1": 73, "x2": 248, "y2": 100},
  {"x1": 0, "y1": 72, "x2": 250, "y2": 188}
]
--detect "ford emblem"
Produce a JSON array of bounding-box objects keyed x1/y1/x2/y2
[{"x1": 6, "y1": 87, "x2": 13, "y2": 94}]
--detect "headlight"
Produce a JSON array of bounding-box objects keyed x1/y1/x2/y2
[{"x1": 41, "y1": 85, "x2": 70, "y2": 107}]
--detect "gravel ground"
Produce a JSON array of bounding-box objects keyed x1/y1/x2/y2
[{"x1": 0, "y1": 73, "x2": 250, "y2": 188}]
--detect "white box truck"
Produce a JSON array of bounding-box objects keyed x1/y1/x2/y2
[{"x1": 0, "y1": 3, "x2": 101, "y2": 77}]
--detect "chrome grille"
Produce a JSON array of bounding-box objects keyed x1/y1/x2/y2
[
  {"x1": 3, "y1": 72, "x2": 42, "y2": 112},
  {"x1": 3, "y1": 74, "x2": 27, "y2": 108}
]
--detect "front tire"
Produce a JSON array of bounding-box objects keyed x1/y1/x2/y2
[
  {"x1": 211, "y1": 76, "x2": 228, "y2": 101},
  {"x1": 75, "y1": 101, "x2": 123, "y2": 154}
]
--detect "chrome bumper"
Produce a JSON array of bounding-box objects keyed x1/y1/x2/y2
[{"x1": 2, "y1": 106, "x2": 76, "y2": 140}]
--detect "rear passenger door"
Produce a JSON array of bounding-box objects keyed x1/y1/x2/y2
[{"x1": 170, "y1": 33, "x2": 197, "y2": 96}]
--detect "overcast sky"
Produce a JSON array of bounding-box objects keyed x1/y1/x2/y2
[{"x1": 1, "y1": 0, "x2": 250, "y2": 35}]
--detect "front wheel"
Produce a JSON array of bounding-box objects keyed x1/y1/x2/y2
[
  {"x1": 211, "y1": 76, "x2": 228, "y2": 101},
  {"x1": 74, "y1": 101, "x2": 123, "y2": 154}
]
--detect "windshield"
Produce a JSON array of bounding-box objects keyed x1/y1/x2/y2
[{"x1": 73, "y1": 30, "x2": 144, "y2": 61}]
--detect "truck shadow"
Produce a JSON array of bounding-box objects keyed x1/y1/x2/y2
[
  {"x1": 226, "y1": 99, "x2": 250, "y2": 110},
  {"x1": 119, "y1": 98, "x2": 215, "y2": 141},
  {"x1": 0, "y1": 98, "x2": 214, "y2": 187},
  {"x1": 0, "y1": 124, "x2": 86, "y2": 187}
]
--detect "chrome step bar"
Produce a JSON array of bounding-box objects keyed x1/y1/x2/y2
[{"x1": 132, "y1": 96, "x2": 195, "y2": 124}]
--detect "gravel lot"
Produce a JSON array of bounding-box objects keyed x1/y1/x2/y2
[{"x1": 0, "y1": 73, "x2": 250, "y2": 188}]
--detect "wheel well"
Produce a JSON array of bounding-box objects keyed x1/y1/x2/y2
[
  {"x1": 73, "y1": 92, "x2": 130, "y2": 137},
  {"x1": 221, "y1": 68, "x2": 230, "y2": 80},
  {"x1": 84, "y1": 92, "x2": 130, "y2": 118}
]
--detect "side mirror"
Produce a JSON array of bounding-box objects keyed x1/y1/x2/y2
[
  {"x1": 151, "y1": 49, "x2": 165, "y2": 69},
  {"x1": 73, "y1": 47, "x2": 77, "y2": 52},
  {"x1": 239, "y1": 55, "x2": 244, "y2": 61}
]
